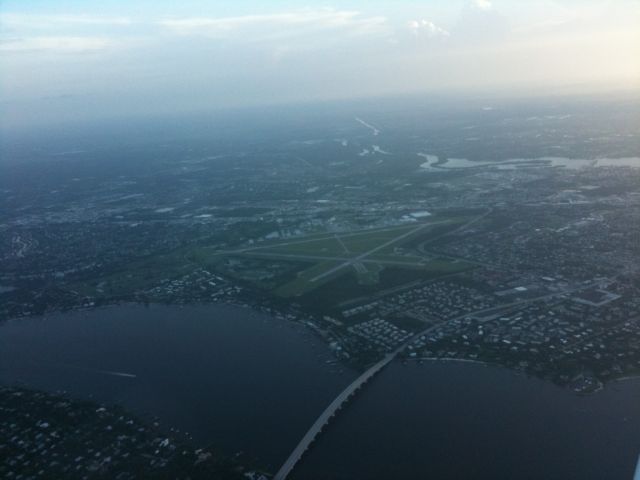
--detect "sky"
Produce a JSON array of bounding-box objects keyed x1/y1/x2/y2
[{"x1": 1, "y1": 0, "x2": 639, "y2": 128}]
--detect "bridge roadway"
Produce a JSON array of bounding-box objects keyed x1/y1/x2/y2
[
  {"x1": 274, "y1": 211, "x2": 497, "y2": 479},
  {"x1": 273, "y1": 278, "x2": 604, "y2": 479},
  {"x1": 272, "y1": 352, "x2": 396, "y2": 480},
  {"x1": 273, "y1": 318, "x2": 446, "y2": 480}
]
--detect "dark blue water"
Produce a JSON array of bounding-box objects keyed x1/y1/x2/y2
[
  {"x1": 0, "y1": 304, "x2": 357, "y2": 471},
  {"x1": 1, "y1": 304, "x2": 639, "y2": 479},
  {"x1": 293, "y1": 362, "x2": 640, "y2": 480}
]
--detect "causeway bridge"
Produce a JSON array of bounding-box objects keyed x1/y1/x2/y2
[
  {"x1": 272, "y1": 352, "x2": 396, "y2": 480},
  {"x1": 274, "y1": 308, "x2": 458, "y2": 480},
  {"x1": 272, "y1": 275, "x2": 602, "y2": 480}
]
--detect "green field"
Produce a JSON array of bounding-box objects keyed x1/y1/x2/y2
[
  {"x1": 256, "y1": 236, "x2": 347, "y2": 256},
  {"x1": 228, "y1": 214, "x2": 476, "y2": 298},
  {"x1": 75, "y1": 213, "x2": 476, "y2": 303},
  {"x1": 274, "y1": 260, "x2": 344, "y2": 297},
  {"x1": 70, "y1": 250, "x2": 195, "y2": 297}
]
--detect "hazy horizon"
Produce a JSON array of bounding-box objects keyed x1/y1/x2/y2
[
  {"x1": 1, "y1": 0, "x2": 638, "y2": 129},
  {"x1": 2, "y1": 3, "x2": 640, "y2": 480}
]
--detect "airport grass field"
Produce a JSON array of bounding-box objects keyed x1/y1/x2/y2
[
  {"x1": 219, "y1": 214, "x2": 475, "y2": 298},
  {"x1": 70, "y1": 213, "x2": 478, "y2": 305}
]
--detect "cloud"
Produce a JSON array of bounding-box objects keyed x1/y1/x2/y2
[
  {"x1": 0, "y1": 36, "x2": 115, "y2": 53},
  {"x1": 0, "y1": 13, "x2": 132, "y2": 29},
  {"x1": 473, "y1": 0, "x2": 493, "y2": 11},
  {"x1": 1, "y1": 1, "x2": 637, "y2": 128},
  {"x1": 157, "y1": 9, "x2": 389, "y2": 43},
  {"x1": 0, "y1": 14, "x2": 131, "y2": 54},
  {"x1": 407, "y1": 20, "x2": 450, "y2": 38},
  {"x1": 453, "y1": 1, "x2": 509, "y2": 43}
]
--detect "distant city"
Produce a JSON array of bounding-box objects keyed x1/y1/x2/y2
[
  {"x1": 2, "y1": 94, "x2": 640, "y2": 478},
  {"x1": 2, "y1": 0, "x2": 640, "y2": 477},
  {"x1": 3, "y1": 97, "x2": 640, "y2": 394}
]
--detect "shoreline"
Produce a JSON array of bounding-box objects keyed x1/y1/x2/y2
[{"x1": 4, "y1": 300, "x2": 639, "y2": 397}]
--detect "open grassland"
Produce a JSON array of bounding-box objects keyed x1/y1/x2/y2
[
  {"x1": 70, "y1": 250, "x2": 194, "y2": 297},
  {"x1": 257, "y1": 236, "x2": 347, "y2": 256},
  {"x1": 79, "y1": 213, "x2": 478, "y2": 301},
  {"x1": 257, "y1": 214, "x2": 476, "y2": 298},
  {"x1": 274, "y1": 260, "x2": 344, "y2": 297}
]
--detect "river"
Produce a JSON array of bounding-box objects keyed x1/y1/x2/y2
[
  {"x1": 0, "y1": 304, "x2": 357, "y2": 472},
  {"x1": 1, "y1": 304, "x2": 638, "y2": 479},
  {"x1": 293, "y1": 361, "x2": 640, "y2": 479}
]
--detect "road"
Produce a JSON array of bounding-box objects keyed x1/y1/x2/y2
[
  {"x1": 214, "y1": 223, "x2": 425, "y2": 255},
  {"x1": 309, "y1": 221, "x2": 451, "y2": 282},
  {"x1": 307, "y1": 209, "x2": 490, "y2": 282},
  {"x1": 272, "y1": 314, "x2": 454, "y2": 480},
  {"x1": 334, "y1": 234, "x2": 351, "y2": 254},
  {"x1": 419, "y1": 208, "x2": 491, "y2": 248},
  {"x1": 243, "y1": 251, "x2": 429, "y2": 268},
  {"x1": 272, "y1": 279, "x2": 603, "y2": 479},
  {"x1": 272, "y1": 353, "x2": 395, "y2": 480}
]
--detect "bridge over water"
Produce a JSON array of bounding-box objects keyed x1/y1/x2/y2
[
  {"x1": 274, "y1": 303, "x2": 471, "y2": 480},
  {"x1": 272, "y1": 352, "x2": 396, "y2": 480},
  {"x1": 272, "y1": 211, "x2": 495, "y2": 479},
  {"x1": 272, "y1": 275, "x2": 600, "y2": 479}
]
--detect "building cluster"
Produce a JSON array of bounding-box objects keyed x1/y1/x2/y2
[
  {"x1": 404, "y1": 279, "x2": 640, "y2": 392},
  {"x1": 0, "y1": 387, "x2": 244, "y2": 480},
  {"x1": 324, "y1": 267, "x2": 640, "y2": 393},
  {"x1": 347, "y1": 318, "x2": 412, "y2": 351},
  {"x1": 342, "y1": 281, "x2": 496, "y2": 325},
  {"x1": 431, "y1": 203, "x2": 640, "y2": 282},
  {"x1": 144, "y1": 268, "x2": 235, "y2": 304}
]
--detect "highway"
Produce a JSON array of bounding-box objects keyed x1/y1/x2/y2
[
  {"x1": 273, "y1": 318, "x2": 446, "y2": 480},
  {"x1": 272, "y1": 279, "x2": 603, "y2": 479},
  {"x1": 272, "y1": 353, "x2": 396, "y2": 480}
]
